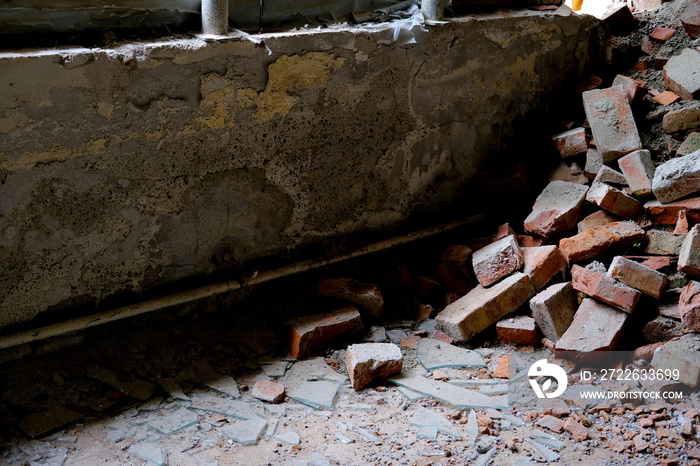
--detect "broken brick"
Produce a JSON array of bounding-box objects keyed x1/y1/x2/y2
[
  {"x1": 252, "y1": 380, "x2": 285, "y2": 403},
  {"x1": 571, "y1": 265, "x2": 642, "y2": 313},
  {"x1": 555, "y1": 298, "x2": 628, "y2": 356},
  {"x1": 523, "y1": 181, "x2": 588, "y2": 238},
  {"x1": 681, "y1": 0, "x2": 700, "y2": 38},
  {"x1": 608, "y1": 256, "x2": 669, "y2": 299},
  {"x1": 577, "y1": 210, "x2": 619, "y2": 233},
  {"x1": 601, "y1": 3, "x2": 636, "y2": 33},
  {"x1": 529, "y1": 282, "x2": 577, "y2": 343},
  {"x1": 594, "y1": 166, "x2": 628, "y2": 187},
  {"x1": 537, "y1": 414, "x2": 566, "y2": 433},
  {"x1": 436, "y1": 262, "x2": 474, "y2": 295},
  {"x1": 652, "y1": 90, "x2": 681, "y2": 106},
  {"x1": 679, "y1": 281, "x2": 700, "y2": 332},
  {"x1": 582, "y1": 86, "x2": 643, "y2": 163},
  {"x1": 662, "y1": 103, "x2": 700, "y2": 134},
  {"x1": 493, "y1": 354, "x2": 516, "y2": 379},
  {"x1": 663, "y1": 49, "x2": 700, "y2": 100},
  {"x1": 618, "y1": 149, "x2": 655, "y2": 198},
  {"x1": 678, "y1": 132, "x2": 700, "y2": 157},
  {"x1": 318, "y1": 278, "x2": 384, "y2": 321},
  {"x1": 633, "y1": 341, "x2": 666, "y2": 361},
  {"x1": 517, "y1": 235, "x2": 543, "y2": 248},
  {"x1": 551, "y1": 127, "x2": 587, "y2": 159},
  {"x1": 559, "y1": 221, "x2": 645, "y2": 264},
  {"x1": 651, "y1": 333, "x2": 700, "y2": 387},
  {"x1": 650, "y1": 27, "x2": 677, "y2": 41},
  {"x1": 642, "y1": 316, "x2": 684, "y2": 343},
  {"x1": 496, "y1": 316, "x2": 538, "y2": 345},
  {"x1": 612, "y1": 74, "x2": 645, "y2": 104},
  {"x1": 584, "y1": 147, "x2": 603, "y2": 180},
  {"x1": 286, "y1": 306, "x2": 364, "y2": 359},
  {"x1": 633, "y1": 0, "x2": 662, "y2": 11},
  {"x1": 565, "y1": 417, "x2": 590, "y2": 441},
  {"x1": 642, "y1": 230, "x2": 685, "y2": 256},
  {"x1": 435, "y1": 272, "x2": 535, "y2": 342},
  {"x1": 472, "y1": 235, "x2": 524, "y2": 287},
  {"x1": 585, "y1": 182, "x2": 641, "y2": 219},
  {"x1": 522, "y1": 245, "x2": 565, "y2": 290},
  {"x1": 652, "y1": 149, "x2": 700, "y2": 204},
  {"x1": 679, "y1": 225, "x2": 700, "y2": 278},
  {"x1": 548, "y1": 162, "x2": 589, "y2": 185},
  {"x1": 345, "y1": 343, "x2": 403, "y2": 390},
  {"x1": 645, "y1": 195, "x2": 700, "y2": 224},
  {"x1": 439, "y1": 245, "x2": 474, "y2": 278}
]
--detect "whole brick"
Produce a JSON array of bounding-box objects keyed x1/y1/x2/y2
[
  {"x1": 524, "y1": 181, "x2": 589, "y2": 238},
  {"x1": 679, "y1": 132, "x2": 700, "y2": 157},
  {"x1": 522, "y1": 246, "x2": 565, "y2": 290},
  {"x1": 645, "y1": 196, "x2": 700, "y2": 224},
  {"x1": 496, "y1": 316, "x2": 538, "y2": 345},
  {"x1": 552, "y1": 128, "x2": 587, "y2": 159},
  {"x1": 663, "y1": 104, "x2": 700, "y2": 133},
  {"x1": 571, "y1": 265, "x2": 642, "y2": 313},
  {"x1": 530, "y1": 282, "x2": 578, "y2": 342},
  {"x1": 680, "y1": 225, "x2": 700, "y2": 278},
  {"x1": 582, "y1": 86, "x2": 642, "y2": 162},
  {"x1": 252, "y1": 380, "x2": 285, "y2": 403},
  {"x1": 608, "y1": 256, "x2": 669, "y2": 299},
  {"x1": 652, "y1": 149, "x2": 700, "y2": 204},
  {"x1": 651, "y1": 333, "x2": 700, "y2": 387},
  {"x1": 346, "y1": 343, "x2": 403, "y2": 390},
  {"x1": 618, "y1": 149, "x2": 655, "y2": 198},
  {"x1": 681, "y1": 0, "x2": 700, "y2": 38},
  {"x1": 641, "y1": 229, "x2": 685, "y2": 256},
  {"x1": 318, "y1": 278, "x2": 383, "y2": 321},
  {"x1": 586, "y1": 182, "x2": 641, "y2": 219},
  {"x1": 286, "y1": 306, "x2": 364, "y2": 359},
  {"x1": 555, "y1": 298, "x2": 629, "y2": 356},
  {"x1": 435, "y1": 272, "x2": 536, "y2": 342},
  {"x1": 594, "y1": 166, "x2": 628, "y2": 186},
  {"x1": 679, "y1": 281, "x2": 700, "y2": 332},
  {"x1": 577, "y1": 210, "x2": 619, "y2": 233},
  {"x1": 472, "y1": 235, "x2": 524, "y2": 287},
  {"x1": 559, "y1": 221, "x2": 645, "y2": 264},
  {"x1": 663, "y1": 49, "x2": 700, "y2": 100}
]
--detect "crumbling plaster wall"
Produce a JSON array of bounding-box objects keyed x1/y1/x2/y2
[{"x1": 0, "y1": 10, "x2": 598, "y2": 330}]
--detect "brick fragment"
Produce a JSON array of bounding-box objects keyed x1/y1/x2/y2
[
  {"x1": 679, "y1": 280, "x2": 700, "y2": 332},
  {"x1": 435, "y1": 272, "x2": 535, "y2": 342},
  {"x1": 584, "y1": 148, "x2": 603, "y2": 180},
  {"x1": 286, "y1": 306, "x2": 364, "y2": 359},
  {"x1": 472, "y1": 235, "x2": 523, "y2": 287},
  {"x1": 517, "y1": 235, "x2": 543, "y2": 248},
  {"x1": 594, "y1": 165, "x2": 628, "y2": 186},
  {"x1": 559, "y1": 221, "x2": 645, "y2": 264},
  {"x1": 642, "y1": 316, "x2": 683, "y2": 343},
  {"x1": 586, "y1": 182, "x2": 641, "y2": 218},
  {"x1": 577, "y1": 210, "x2": 619, "y2": 233},
  {"x1": 524, "y1": 181, "x2": 588, "y2": 238},
  {"x1": 552, "y1": 128, "x2": 587, "y2": 159},
  {"x1": 650, "y1": 27, "x2": 677, "y2": 41},
  {"x1": 678, "y1": 132, "x2": 700, "y2": 157},
  {"x1": 537, "y1": 415, "x2": 566, "y2": 433},
  {"x1": 662, "y1": 103, "x2": 700, "y2": 133},
  {"x1": 582, "y1": 86, "x2": 642, "y2": 163},
  {"x1": 252, "y1": 380, "x2": 285, "y2": 403},
  {"x1": 530, "y1": 282, "x2": 577, "y2": 342},
  {"x1": 555, "y1": 298, "x2": 628, "y2": 356},
  {"x1": 496, "y1": 316, "x2": 538, "y2": 345},
  {"x1": 680, "y1": 225, "x2": 700, "y2": 278},
  {"x1": 663, "y1": 49, "x2": 700, "y2": 100},
  {"x1": 633, "y1": 341, "x2": 666, "y2": 361},
  {"x1": 652, "y1": 150, "x2": 700, "y2": 204},
  {"x1": 601, "y1": 3, "x2": 636, "y2": 33},
  {"x1": 318, "y1": 278, "x2": 383, "y2": 321},
  {"x1": 565, "y1": 417, "x2": 590, "y2": 441},
  {"x1": 652, "y1": 91, "x2": 681, "y2": 106},
  {"x1": 618, "y1": 149, "x2": 655, "y2": 198},
  {"x1": 522, "y1": 246, "x2": 565, "y2": 290},
  {"x1": 651, "y1": 333, "x2": 700, "y2": 387},
  {"x1": 346, "y1": 343, "x2": 403, "y2": 390},
  {"x1": 642, "y1": 230, "x2": 685, "y2": 256},
  {"x1": 548, "y1": 162, "x2": 588, "y2": 185},
  {"x1": 571, "y1": 265, "x2": 642, "y2": 313},
  {"x1": 608, "y1": 256, "x2": 669, "y2": 299},
  {"x1": 612, "y1": 74, "x2": 645, "y2": 104},
  {"x1": 493, "y1": 354, "x2": 516, "y2": 379},
  {"x1": 632, "y1": 0, "x2": 662, "y2": 12},
  {"x1": 681, "y1": 0, "x2": 700, "y2": 38}
]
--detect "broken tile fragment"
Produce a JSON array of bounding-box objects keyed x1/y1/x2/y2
[
  {"x1": 680, "y1": 225, "x2": 700, "y2": 278},
  {"x1": 551, "y1": 127, "x2": 587, "y2": 159},
  {"x1": 346, "y1": 343, "x2": 403, "y2": 390},
  {"x1": 416, "y1": 338, "x2": 485, "y2": 370},
  {"x1": 530, "y1": 282, "x2": 577, "y2": 343},
  {"x1": 608, "y1": 256, "x2": 669, "y2": 299},
  {"x1": 555, "y1": 298, "x2": 628, "y2": 357},
  {"x1": 618, "y1": 149, "x2": 655, "y2": 198},
  {"x1": 148, "y1": 407, "x2": 199, "y2": 435},
  {"x1": 582, "y1": 86, "x2": 642, "y2": 162},
  {"x1": 653, "y1": 150, "x2": 700, "y2": 204},
  {"x1": 496, "y1": 316, "x2": 538, "y2": 345},
  {"x1": 128, "y1": 442, "x2": 166, "y2": 466},
  {"x1": 252, "y1": 380, "x2": 285, "y2": 403},
  {"x1": 435, "y1": 272, "x2": 535, "y2": 342},
  {"x1": 318, "y1": 278, "x2": 383, "y2": 321},
  {"x1": 286, "y1": 380, "x2": 340, "y2": 409},
  {"x1": 523, "y1": 181, "x2": 588, "y2": 238},
  {"x1": 466, "y1": 409, "x2": 478, "y2": 446},
  {"x1": 410, "y1": 406, "x2": 461, "y2": 439},
  {"x1": 586, "y1": 182, "x2": 640, "y2": 219},
  {"x1": 680, "y1": 281, "x2": 700, "y2": 332},
  {"x1": 286, "y1": 306, "x2": 364, "y2": 359},
  {"x1": 86, "y1": 366, "x2": 157, "y2": 401},
  {"x1": 390, "y1": 371, "x2": 508, "y2": 409},
  {"x1": 651, "y1": 333, "x2": 700, "y2": 387},
  {"x1": 559, "y1": 221, "x2": 645, "y2": 264},
  {"x1": 472, "y1": 235, "x2": 523, "y2": 287},
  {"x1": 664, "y1": 49, "x2": 700, "y2": 100},
  {"x1": 275, "y1": 431, "x2": 300, "y2": 445},
  {"x1": 571, "y1": 265, "x2": 641, "y2": 313},
  {"x1": 221, "y1": 417, "x2": 267, "y2": 445},
  {"x1": 525, "y1": 438, "x2": 560, "y2": 462},
  {"x1": 522, "y1": 246, "x2": 565, "y2": 290}
]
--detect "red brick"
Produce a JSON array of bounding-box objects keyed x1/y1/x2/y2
[
  {"x1": 318, "y1": 278, "x2": 383, "y2": 321},
  {"x1": 618, "y1": 149, "x2": 655, "y2": 198},
  {"x1": 681, "y1": 0, "x2": 700, "y2": 38},
  {"x1": 637, "y1": 255, "x2": 674, "y2": 270},
  {"x1": 436, "y1": 263, "x2": 474, "y2": 295},
  {"x1": 435, "y1": 272, "x2": 535, "y2": 342},
  {"x1": 517, "y1": 235, "x2": 543, "y2": 248},
  {"x1": 555, "y1": 298, "x2": 629, "y2": 356},
  {"x1": 559, "y1": 221, "x2": 645, "y2": 264},
  {"x1": 663, "y1": 49, "x2": 700, "y2": 100},
  {"x1": 493, "y1": 354, "x2": 516, "y2": 379},
  {"x1": 552, "y1": 127, "x2": 587, "y2": 159},
  {"x1": 642, "y1": 316, "x2": 683, "y2": 342},
  {"x1": 346, "y1": 343, "x2": 403, "y2": 390},
  {"x1": 633, "y1": 341, "x2": 666, "y2": 361},
  {"x1": 472, "y1": 235, "x2": 523, "y2": 287},
  {"x1": 679, "y1": 281, "x2": 700, "y2": 332},
  {"x1": 582, "y1": 86, "x2": 642, "y2": 163},
  {"x1": 641, "y1": 36, "x2": 658, "y2": 55},
  {"x1": 496, "y1": 316, "x2": 538, "y2": 345},
  {"x1": 537, "y1": 414, "x2": 566, "y2": 433},
  {"x1": 286, "y1": 306, "x2": 364, "y2": 359},
  {"x1": 530, "y1": 282, "x2": 577, "y2": 342},
  {"x1": 642, "y1": 230, "x2": 685, "y2": 256},
  {"x1": 645, "y1": 196, "x2": 700, "y2": 225},
  {"x1": 522, "y1": 245, "x2": 565, "y2": 290},
  {"x1": 608, "y1": 256, "x2": 669, "y2": 299},
  {"x1": 662, "y1": 103, "x2": 700, "y2": 134},
  {"x1": 650, "y1": 27, "x2": 677, "y2": 41},
  {"x1": 571, "y1": 265, "x2": 642, "y2": 313},
  {"x1": 652, "y1": 90, "x2": 681, "y2": 106},
  {"x1": 252, "y1": 380, "x2": 285, "y2": 403},
  {"x1": 612, "y1": 74, "x2": 645, "y2": 104},
  {"x1": 586, "y1": 182, "x2": 641, "y2": 218},
  {"x1": 594, "y1": 166, "x2": 628, "y2": 187},
  {"x1": 431, "y1": 329, "x2": 454, "y2": 344},
  {"x1": 679, "y1": 225, "x2": 700, "y2": 278},
  {"x1": 601, "y1": 3, "x2": 636, "y2": 33},
  {"x1": 674, "y1": 210, "x2": 690, "y2": 235},
  {"x1": 416, "y1": 275, "x2": 441, "y2": 298},
  {"x1": 524, "y1": 181, "x2": 589, "y2": 238},
  {"x1": 577, "y1": 210, "x2": 619, "y2": 233},
  {"x1": 565, "y1": 417, "x2": 590, "y2": 441},
  {"x1": 584, "y1": 147, "x2": 603, "y2": 180}
]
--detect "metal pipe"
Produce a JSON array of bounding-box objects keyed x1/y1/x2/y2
[
  {"x1": 0, "y1": 214, "x2": 485, "y2": 351},
  {"x1": 202, "y1": 0, "x2": 229, "y2": 35}
]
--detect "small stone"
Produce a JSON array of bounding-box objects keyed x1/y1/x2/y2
[
  {"x1": 252, "y1": 380, "x2": 285, "y2": 403},
  {"x1": 346, "y1": 343, "x2": 403, "y2": 390},
  {"x1": 472, "y1": 235, "x2": 524, "y2": 287},
  {"x1": 432, "y1": 370, "x2": 449, "y2": 381},
  {"x1": 496, "y1": 316, "x2": 538, "y2": 345}
]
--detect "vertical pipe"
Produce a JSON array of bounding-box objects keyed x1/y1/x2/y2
[
  {"x1": 421, "y1": 0, "x2": 445, "y2": 20},
  {"x1": 202, "y1": 0, "x2": 229, "y2": 35}
]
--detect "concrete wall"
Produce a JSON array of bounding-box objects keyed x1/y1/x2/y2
[{"x1": 0, "y1": 9, "x2": 598, "y2": 331}]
